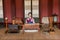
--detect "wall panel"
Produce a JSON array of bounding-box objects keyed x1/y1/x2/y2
[
  {"x1": 40, "y1": 0, "x2": 48, "y2": 23},
  {"x1": 4, "y1": 0, "x2": 12, "y2": 23},
  {"x1": 48, "y1": 0, "x2": 53, "y2": 16},
  {"x1": 15, "y1": 0, "x2": 24, "y2": 19}
]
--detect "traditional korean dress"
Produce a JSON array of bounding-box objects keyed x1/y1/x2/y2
[{"x1": 26, "y1": 17, "x2": 35, "y2": 24}]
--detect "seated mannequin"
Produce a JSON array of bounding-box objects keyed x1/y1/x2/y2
[
  {"x1": 26, "y1": 12, "x2": 35, "y2": 24},
  {"x1": 22, "y1": 12, "x2": 40, "y2": 31}
]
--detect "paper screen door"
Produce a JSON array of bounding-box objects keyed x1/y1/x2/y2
[{"x1": 24, "y1": 0, "x2": 39, "y2": 23}]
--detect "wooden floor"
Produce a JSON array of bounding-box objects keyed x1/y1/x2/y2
[{"x1": 0, "y1": 28, "x2": 60, "y2": 40}]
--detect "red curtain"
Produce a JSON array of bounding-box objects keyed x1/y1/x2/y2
[{"x1": 4, "y1": 0, "x2": 24, "y2": 23}]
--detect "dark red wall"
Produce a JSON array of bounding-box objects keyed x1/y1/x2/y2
[
  {"x1": 15, "y1": 0, "x2": 24, "y2": 18},
  {"x1": 39, "y1": 0, "x2": 60, "y2": 23},
  {"x1": 3, "y1": 0, "x2": 24, "y2": 23},
  {"x1": 4, "y1": 0, "x2": 12, "y2": 23},
  {"x1": 3, "y1": 0, "x2": 60, "y2": 23},
  {"x1": 53, "y1": 0, "x2": 59, "y2": 23},
  {"x1": 40, "y1": 0, "x2": 48, "y2": 23}
]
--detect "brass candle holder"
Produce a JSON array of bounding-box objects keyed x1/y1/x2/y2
[
  {"x1": 5, "y1": 17, "x2": 8, "y2": 33},
  {"x1": 49, "y1": 17, "x2": 55, "y2": 34}
]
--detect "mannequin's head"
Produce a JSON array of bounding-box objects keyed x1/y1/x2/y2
[{"x1": 28, "y1": 12, "x2": 32, "y2": 17}]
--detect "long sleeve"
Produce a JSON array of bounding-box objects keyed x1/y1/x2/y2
[
  {"x1": 26, "y1": 18, "x2": 28, "y2": 23},
  {"x1": 32, "y1": 18, "x2": 35, "y2": 23},
  {"x1": 25, "y1": 18, "x2": 35, "y2": 24}
]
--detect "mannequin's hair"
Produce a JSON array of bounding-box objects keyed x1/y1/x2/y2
[{"x1": 28, "y1": 12, "x2": 32, "y2": 15}]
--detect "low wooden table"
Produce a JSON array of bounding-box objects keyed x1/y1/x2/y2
[{"x1": 22, "y1": 23, "x2": 40, "y2": 32}]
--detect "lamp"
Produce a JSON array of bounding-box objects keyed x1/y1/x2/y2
[
  {"x1": 52, "y1": 14, "x2": 58, "y2": 23},
  {"x1": 52, "y1": 13, "x2": 58, "y2": 28}
]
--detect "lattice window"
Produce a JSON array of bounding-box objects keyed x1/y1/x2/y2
[{"x1": 24, "y1": 0, "x2": 39, "y2": 18}]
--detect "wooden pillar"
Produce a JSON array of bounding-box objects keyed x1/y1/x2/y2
[
  {"x1": 58, "y1": 0, "x2": 60, "y2": 23},
  {"x1": 39, "y1": 0, "x2": 41, "y2": 23}
]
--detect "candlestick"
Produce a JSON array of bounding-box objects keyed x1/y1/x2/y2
[{"x1": 5, "y1": 17, "x2": 8, "y2": 33}]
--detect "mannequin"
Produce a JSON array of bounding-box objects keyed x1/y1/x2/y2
[{"x1": 26, "y1": 12, "x2": 35, "y2": 24}]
